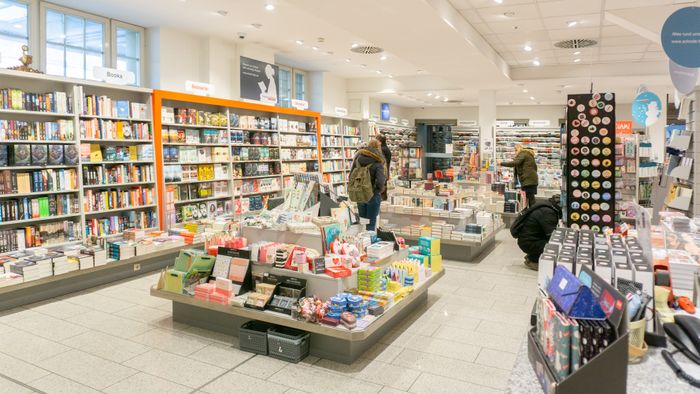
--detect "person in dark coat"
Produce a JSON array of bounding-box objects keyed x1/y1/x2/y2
[
  {"x1": 510, "y1": 195, "x2": 561, "y2": 270},
  {"x1": 500, "y1": 144, "x2": 539, "y2": 208},
  {"x1": 376, "y1": 134, "x2": 391, "y2": 200},
  {"x1": 349, "y1": 138, "x2": 387, "y2": 231}
]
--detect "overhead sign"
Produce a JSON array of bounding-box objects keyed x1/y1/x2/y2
[
  {"x1": 495, "y1": 120, "x2": 515, "y2": 128},
  {"x1": 291, "y1": 99, "x2": 308, "y2": 110},
  {"x1": 240, "y1": 56, "x2": 279, "y2": 105},
  {"x1": 380, "y1": 103, "x2": 390, "y2": 121},
  {"x1": 669, "y1": 59, "x2": 699, "y2": 95},
  {"x1": 334, "y1": 107, "x2": 348, "y2": 117},
  {"x1": 661, "y1": 6, "x2": 700, "y2": 68},
  {"x1": 185, "y1": 80, "x2": 214, "y2": 96},
  {"x1": 530, "y1": 120, "x2": 551, "y2": 127},
  {"x1": 632, "y1": 91, "x2": 663, "y2": 127},
  {"x1": 457, "y1": 120, "x2": 477, "y2": 127},
  {"x1": 93, "y1": 66, "x2": 135, "y2": 85},
  {"x1": 615, "y1": 120, "x2": 633, "y2": 135}
]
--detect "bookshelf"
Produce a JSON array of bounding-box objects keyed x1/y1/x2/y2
[
  {"x1": 369, "y1": 121, "x2": 416, "y2": 178},
  {"x1": 0, "y1": 69, "x2": 159, "y2": 253},
  {"x1": 495, "y1": 126, "x2": 562, "y2": 189},
  {"x1": 320, "y1": 115, "x2": 363, "y2": 196},
  {"x1": 151, "y1": 90, "x2": 321, "y2": 228}
]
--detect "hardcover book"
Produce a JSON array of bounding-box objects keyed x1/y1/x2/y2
[
  {"x1": 47, "y1": 145, "x2": 64, "y2": 165},
  {"x1": 11, "y1": 144, "x2": 31, "y2": 166},
  {"x1": 64, "y1": 145, "x2": 79, "y2": 165}
]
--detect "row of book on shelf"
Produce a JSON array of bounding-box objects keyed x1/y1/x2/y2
[
  {"x1": 85, "y1": 211, "x2": 156, "y2": 237},
  {"x1": 81, "y1": 144, "x2": 154, "y2": 162},
  {"x1": 0, "y1": 195, "x2": 79, "y2": 222},
  {"x1": 83, "y1": 187, "x2": 155, "y2": 212},
  {"x1": 0, "y1": 89, "x2": 70, "y2": 113},
  {"x1": 0, "y1": 169, "x2": 78, "y2": 195},
  {"x1": 0, "y1": 144, "x2": 79, "y2": 166},
  {"x1": 0, "y1": 120, "x2": 75, "y2": 141},
  {"x1": 82, "y1": 164, "x2": 154, "y2": 186},
  {"x1": 163, "y1": 146, "x2": 229, "y2": 163},
  {"x1": 80, "y1": 119, "x2": 151, "y2": 141},
  {"x1": 77, "y1": 88, "x2": 149, "y2": 119},
  {"x1": 0, "y1": 221, "x2": 79, "y2": 253}
]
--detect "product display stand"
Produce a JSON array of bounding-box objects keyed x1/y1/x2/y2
[
  {"x1": 151, "y1": 264, "x2": 443, "y2": 364},
  {"x1": 399, "y1": 225, "x2": 502, "y2": 261}
]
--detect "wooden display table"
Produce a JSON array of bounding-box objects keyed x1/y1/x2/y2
[{"x1": 151, "y1": 268, "x2": 443, "y2": 364}]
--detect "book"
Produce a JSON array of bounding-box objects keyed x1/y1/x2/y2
[
  {"x1": 47, "y1": 145, "x2": 64, "y2": 165},
  {"x1": 89, "y1": 144, "x2": 103, "y2": 162}
]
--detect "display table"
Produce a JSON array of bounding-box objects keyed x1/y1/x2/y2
[
  {"x1": 379, "y1": 210, "x2": 472, "y2": 229},
  {"x1": 399, "y1": 223, "x2": 503, "y2": 262},
  {"x1": 151, "y1": 268, "x2": 444, "y2": 364},
  {"x1": 0, "y1": 243, "x2": 201, "y2": 311},
  {"x1": 241, "y1": 225, "x2": 363, "y2": 253},
  {"x1": 508, "y1": 337, "x2": 700, "y2": 394}
]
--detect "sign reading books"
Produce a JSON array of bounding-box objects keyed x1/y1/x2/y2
[
  {"x1": 291, "y1": 99, "x2": 308, "y2": 110},
  {"x1": 93, "y1": 66, "x2": 135, "y2": 85},
  {"x1": 335, "y1": 107, "x2": 348, "y2": 117},
  {"x1": 185, "y1": 80, "x2": 214, "y2": 96},
  {"x1": 240, "y1": 56, "x2": 279, "y2": 105}
]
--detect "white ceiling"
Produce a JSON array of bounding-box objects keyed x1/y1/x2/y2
[{"x1": 49, "y1": 0, "x2": 698, "y2": 107}]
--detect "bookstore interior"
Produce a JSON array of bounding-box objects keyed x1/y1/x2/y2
[{"x1": 0, "y1": 1, "x2": 699, "y2": 393}]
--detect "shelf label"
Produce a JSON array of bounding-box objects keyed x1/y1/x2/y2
[
  {"x1": 292, "y1": 99, "x2": 308, "y2": 110},
  {"x1": 389, "y1": 117, "x2": 398, "y2": 124},
  {"x1": 530, "y1": 120, "x2": 551, "y2": 127},
  {"x1": 400, "y1": 118, "x2": 409, "y2": 126},
  {"x1": 186, "y1": 80, "x2": 214, "y2": 96},
  {"x1": 335, "y1": 107, "x2": 348, "y2": 117},
  {"x1": 458, "y1": 120, "x2": 477, "y2": 127},
  {"x1": 93, "y1": 67, "x2": 135, "y2": 85}
]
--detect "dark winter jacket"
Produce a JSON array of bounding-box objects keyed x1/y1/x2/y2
[
  {"x1": 350, "y1": 148, "x2": 387, "y2": 194},
  {"x1": 501, "y1": 148, "x2": 538, "y2": 187},
  {"x1": 381, "y1": 144, "x2": 392, "y2": 170},
  {"x1": 510, "y1": 196, "x2": 561, "y2": 245}
]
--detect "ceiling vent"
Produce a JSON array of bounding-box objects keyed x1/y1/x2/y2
[
  {"x1": 554, "y1": 39, "x2": 597, "y2": 49},
  {"x1": 351, "y1": 45, "x2": 384, "y2": 55}
]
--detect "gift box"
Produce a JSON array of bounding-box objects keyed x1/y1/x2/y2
[
  {"x1": 429, "y1": 255, "x2": 442, "y2": 273},
  {"x1": 418, "y1": 236, "x2": 440, "y2": 256}
]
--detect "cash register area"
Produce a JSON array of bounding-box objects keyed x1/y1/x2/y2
[{"x1": 0, "y1": 231, "x2": 533, "y2": 394}]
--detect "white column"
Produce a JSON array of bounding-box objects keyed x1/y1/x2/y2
[{"x1": 478, "y1": 90, "x2": 497, "y2": 165}]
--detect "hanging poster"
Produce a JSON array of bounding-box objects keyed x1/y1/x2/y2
[
  {"x1": 240, "y1": 56, "x2": 279, "y2": 104},
  {"x1": 565, "y1": 93, "x2": 616, "y2": 233},
  {"x1": 669, "y1": 60, "x2": 699, "y2": 95},
  {"x1": 661, "y1": 6, "x2": 700, "y2": 68},
  {"x1": 631, "y1": 91, "x2": 662, "y2": 127},
  {"x1": 380, "y1": 103, "x2": 390, "y2": 121}
]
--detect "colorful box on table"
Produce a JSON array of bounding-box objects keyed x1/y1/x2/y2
[
  {"x1": 428, "y1": 254, "x2": 442, "y2": 273},
  {"x1": 408, "y1": 254, "x2": 429, "y2": 266},
  {"x1": 417, "y1": 236, "x2": 440, "y2": 256}
]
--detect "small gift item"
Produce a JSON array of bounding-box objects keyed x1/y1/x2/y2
[{"x1": 340, "y1": 311, "x2": 357, "y2": 330}]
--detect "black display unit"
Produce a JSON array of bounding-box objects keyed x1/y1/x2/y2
[{"x1": 565, "y1": 93, "x2": 616, "y2": 233}]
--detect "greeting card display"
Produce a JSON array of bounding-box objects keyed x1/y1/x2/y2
[
  {"x1": 211, "y1": 247, "x2": 252, "y2": 296},
  {"x1": 565, "y1": 93, "x2": 616, "y2": 233}
]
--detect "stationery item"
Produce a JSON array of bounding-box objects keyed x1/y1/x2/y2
[
  {"x1": 552, "y1": 312, "x2": 572, "y2": 379},
  {"x1": 547, "y1": 265, "x2": 605, "y2": 319}
]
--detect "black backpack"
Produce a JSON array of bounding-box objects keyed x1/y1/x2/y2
[{"x1": 510, "y1": 204, "x2": 558, "y2": 238}]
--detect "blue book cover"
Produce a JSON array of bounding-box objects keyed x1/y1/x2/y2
[{"x1": 116, "y1": 100, "x2": 130, "y2": 118}]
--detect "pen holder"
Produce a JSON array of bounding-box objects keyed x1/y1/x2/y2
[{"x1": 628, "y1": 318, "x2": 648, "y2": 363}]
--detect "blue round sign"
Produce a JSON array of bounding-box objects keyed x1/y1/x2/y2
[
  {"x1": 661, "y1": 6, "x2": 700, "y2": 68},
  {"x1": 632, "y1": 91, "x2": 662, "y2": 127}
]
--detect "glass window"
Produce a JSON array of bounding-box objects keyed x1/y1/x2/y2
[
  {"x1": 278, "y1": 67, "x2": 291, "y2": 108},
  {"x1": 294, "y1": 71, "x2": 306, "y2": 101},
  {"x1": 0, "y1": 0, "x2": 28, "y2": 68},
  {"x1": 115, "y1": 26, "x2": 140, "y2": 85},
  {"x1": 45, "y1": 8, "x2": 104, "y2": 80}
]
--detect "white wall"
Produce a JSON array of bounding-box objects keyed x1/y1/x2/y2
[{"x1": 408, "y1": 105, "x2": 566, "y2": 126}]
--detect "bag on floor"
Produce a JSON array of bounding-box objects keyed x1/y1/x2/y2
[{"x1": 347, "y1": 163, "x2": 374, "y2": 203}]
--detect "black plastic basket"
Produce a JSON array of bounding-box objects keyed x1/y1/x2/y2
[
  {"x1": 239, "y1": 321, "x2": 274, "y2": 355},
  {"x1": 266, "y1": 326, "x2": 310, "y2": 363}
]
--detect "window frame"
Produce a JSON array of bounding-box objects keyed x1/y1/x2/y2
[
  {"x1": 277, "y1": 64, "x2": 292, "y2": 108},
  {"x1": 39, "y1": 1, "x2": 109, "y2": 80},
  {"x1": 0, "y1": 0, "x2": 32, "y2": 68},
  {"x1": 110, "y1": 19, "x2": 145, "y2": 86},
  {"x1": 293, "y1": 69, "x2": 307, "y2": 102}
]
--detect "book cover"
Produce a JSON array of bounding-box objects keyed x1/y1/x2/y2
[
  {"x1": 47, "y1": 145, "x2": 64, "y2": 165},
  {"x1": 64, "y1": 145, "x2": 79, "y2": 165},
  {"x1": 89, "y1": 144, "x2": 103, "y2": 162},
  {"x1": 115, "y1": 100, "x2": 129, "y2": 118},
  {"x1": 11, "y1": 145, "x2": 31, "y2": 166}
]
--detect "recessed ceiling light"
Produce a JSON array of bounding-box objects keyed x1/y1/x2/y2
[
  {"x1": 380, "y1": 55, "x2": 387, "y2": 61},
  {"x1": 427, "y1": 92, "x2": 433, "y2": 97},
  {"x1": 523, "y1": 45, "x2": 532, "y2": 52},
  {"x1": 573, "y1": 51, "x2": 581, "y2": 55},
  {"x1": 351, "y1": 43, "x2": 359, "y2": 49},
  {"x1": 345, "y1": 58, "x2": 351, "y2": 63},
  {"x1": 533, "y1": 59, "x2": 541, "y2": 66},
  {"x1": 312, "y1": 46, "x2": 319, "y2": 51},
  {"x1": 295, "y1": 40, "x2": 303, "y2": 45},
  {"x1": 265, "y1": 4, "x2": 275, "y2": 11},
  {"x1": 567, "y1": 21, "x2": 578, "y2": 27},
  {"x1": 443, "y1": 98, "x2": 449, "y2": 102},
  {"x1": 494, "y1": 0, "x2": 503, "y2": 3},
  {"x1": 529, "y1": 96, "x2": 535, "y2": 100},
  {"x1": 388, "y1": 74, "x2": 393, "y2": 78},
  {"x1": 376, "y1": 70, "x2": 382, "y2": 74},
  {"x1": 574, "y1": 58, "x2": 581, "y2": 63},
  {"x1": 435, "y1": 95, "x2": 441, "y2": 99},
  {"x1": 522, "y1": 89, "x2": 528, "y2": 93}
]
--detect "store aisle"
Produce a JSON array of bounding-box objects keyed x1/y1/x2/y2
[{"x1": 0, "y1": 229, "x2": 535, "y2": 394}]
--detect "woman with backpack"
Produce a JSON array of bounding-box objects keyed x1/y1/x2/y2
[{"x1": 347, "y1": 138, "x2": 387, "y2": 231}]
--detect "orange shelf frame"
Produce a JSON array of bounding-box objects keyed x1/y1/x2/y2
[{"x1": 152, "y1": 89, "x2": 322, "y2": 230}]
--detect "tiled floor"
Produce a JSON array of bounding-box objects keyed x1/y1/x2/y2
[{"x1": 0, "y1": 230, "x2": 536, "y2": 394}]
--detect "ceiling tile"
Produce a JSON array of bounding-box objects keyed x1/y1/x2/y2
[
  {"x1": 548, "y1": 27, "x2": 601, "y2": 41},
  {"x1": 448, "y1": 0, "x2": 473, "y2": 10},
  {"x1": 598, "y1": 52, "x2": 645, "y2": 62},
  {"x1": 470, "y1": 22, "x2": 495, "y2": 35},
  {"x1": 599, "y1": 35, "x2": 652, "y2": 46},
  {"x1": 488, "y1": 18, "x2": 545, "y2": 33},
  {"x1": 541, "y1": 14, "x2": 602, "y2": 30},
  {"x1": 459, "y1": 8, "x2": 482, "y2": 23},
  {"x1": 600, "y1": 44, "x2": 648, "y2": 54},
  {"x1": 600, "y1": 25, "x2": 637, "y2": 37},
  {"x1": 604, "y1": 0, "x2": 674, "y2": 11},
  {"x1": 646, "y1": 43, "x2": 663, "y2": 52},
  {"x1": 514, "y1": 49, "x2": 555, "y2": 60},
  {"x1": 504, "y1": 40, "x2": 551, "y2": 51},
  {"x1": 476, "y1": 4, "x2": 540, "y2": 22},
  {"x1": 496, "y1": 29, "x2": 551, "y2": 43},
  {"x1": 642, "y1": 51, "x2": 667, "y2": 60},
  {"x1": 537, "y1": 0, "x2": 603, "y2": 18},
  {"x1": 469, "y1": 0, "x2": 537, "y2": 8}
]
